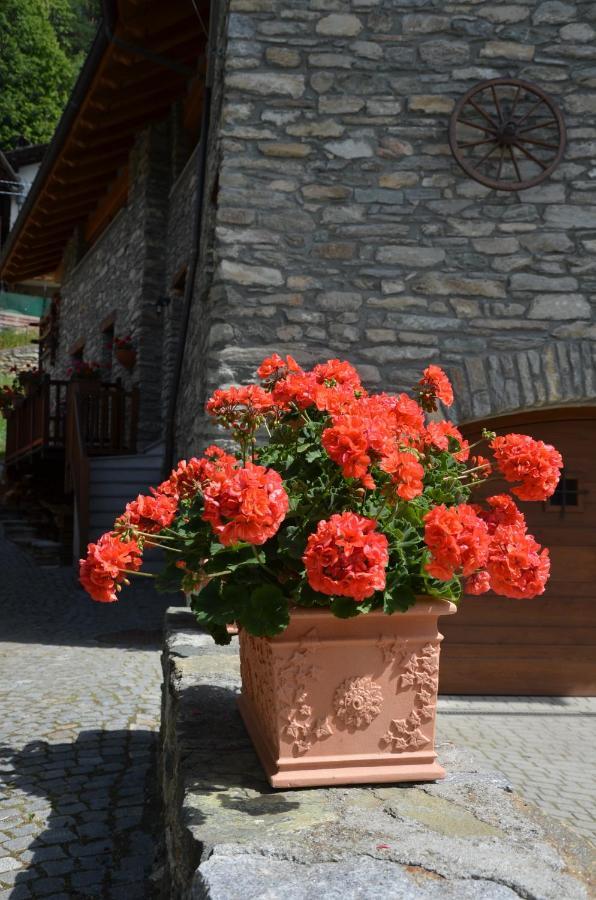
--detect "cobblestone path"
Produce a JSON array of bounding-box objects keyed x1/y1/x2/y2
[
  {"x1": 437, "y1": 695, "x2": 596, "y2": 842},
  {"x1": 0, "y1": 535, "x2": 172, "y2": 899}
]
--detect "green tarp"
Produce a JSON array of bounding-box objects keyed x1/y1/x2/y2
[{"x1": 0, "y1": 291, "x2": 49, "y2": 318}]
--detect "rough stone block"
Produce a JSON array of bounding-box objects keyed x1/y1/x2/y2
[
  {"x1": 419, "y1": 40, "x2": 470, "y2": 67},
  {"x1": 510, "y1": 273, "x2": 578, "y2": 292},
  {"x1": 472, "y1": 238, "x2": 519, "y2": 255},
  {"x1": 528, "y1": 294, "x2": 591, "y2": 319},
  {"x1": 259, "y1": 142, "x2": 311, "y2": 158},
  {"x1": 480, "y1": 41, "x2": 535, "y2": 60},
  {"x1": 379, "y1": 172, "x2": 419, "y2": 189},
  {"x1": 409, "y1": 95, "x2": 455, "y2": 114},
  {"x1": 532, "y1": 1, "x2": 577, "y2": 24},
  {"x1": 227, "y1": 72, "x2": 305, "y2": 98},
  {"x1": 219, "y1": 260, "x2": 284, "y2": 287},
  {"x1": 265, "y1": 47, "x2": 301, "y2": 67},
  {"x1": 324, "y1": 138, "x2": 375, "y2": 158},
  {"x1": 413, "y1": 274, "x2": 505, "y2": 299},
  {"x1": 316, "y1": 13, "x2": 363, "y2": 36},
  {"x1": 376, "y1": 246, "x2": 445, "y2": 267}
]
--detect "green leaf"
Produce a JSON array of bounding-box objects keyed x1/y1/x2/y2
[
  {"x1": 189, "y1": 579, "x2": 235, "y2": 626},
  {"x1": 295, "y1": 582, "x2": 331, "y2": 608},
  {"x1": 330, "y1": 596, "x2": 361, "y2": 618},
  {"x1": 305, "y1": 448, "x2": 321, "y2": 463},
  {"x1": 237, "y1": 584, "x2": 290, "y2": 637},
  {"x1": 383, "y1": 584, "x2": 416, "y2": 614},
  {"x1": 202, "y1": 621, "x2": 232, "y2": 646}
]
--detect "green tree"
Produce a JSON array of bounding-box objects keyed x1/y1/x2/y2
[
  {"x1": 0, "y1": 0, "x2": 99, "y2": 149},
  {"x1": 48, "y1": 0, "x2": 101, "y2": 67}
]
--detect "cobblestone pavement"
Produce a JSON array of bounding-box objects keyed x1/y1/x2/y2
[
  {"x1": 0, "y1": 534, "x2": 172, "y2": 899},
  {"x1": 1, "y1": 532, "x2": 594, "y2": 900},
  {"x1": 437, "y1": 695, "x2": 596, "y2": 842}
]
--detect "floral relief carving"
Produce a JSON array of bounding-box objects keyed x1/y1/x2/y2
[
  {"x1": 275, "y1": 630, "x2": 334, "y2": 756},
  {"x1": 239, "y1": 631, "x2": 278, "y2": 743},
  {"x1": 333, "y1": 676, "x2": 383, "y2": 729},
  {"x1": 379, "y1": 639, "x2": 440, "y2": 754}
]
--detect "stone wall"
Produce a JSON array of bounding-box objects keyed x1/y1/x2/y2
[
  {"x1": 52, "y1": 123, "x2": 174, "y2": 448},
  {"x1": 160, "y1": 608, "x2": 594, "y2": 900},
  {"x1": 161, "y1": 146, "x2": 200, "y2": 424},
  {"x1": 175, "y1": 0, "x2": 596, "y2": 456},
  {"x1": 0, "y1": 343, "x2": 38, "y2": 376}
]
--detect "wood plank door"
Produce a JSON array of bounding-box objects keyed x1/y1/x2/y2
[{"x1": 439, "y1": 407, "x2": 596, "y2": 696}]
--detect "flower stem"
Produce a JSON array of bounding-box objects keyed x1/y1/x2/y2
[{"x1": 122, "y1": 569, "x2": 156, "y2": 578}]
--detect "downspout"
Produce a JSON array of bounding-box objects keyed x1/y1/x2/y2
[{"x1": 163, "y1": 0, "x2": 217, "y2": 475}]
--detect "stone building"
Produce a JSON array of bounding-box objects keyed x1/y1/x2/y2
[{"x1": 1, "y1": 0, "x2": 594, "y2": 693}]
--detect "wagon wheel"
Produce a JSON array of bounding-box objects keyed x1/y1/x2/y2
[{"x1": 448, "y1": 78, "x2": 566, "y2": 192}]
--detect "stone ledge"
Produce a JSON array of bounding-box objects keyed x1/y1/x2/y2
[{"x1": 160, "y1": 608, "x2": 593, "y2": 900}]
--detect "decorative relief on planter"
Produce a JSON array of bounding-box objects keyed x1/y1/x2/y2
[
  {"x1": 275, "y1": 631, "x2": 334, "y2": 756},
  {"x1": 333, "y1": 676, "x2": 383, "y2": 729},
  {"x1": 237, "y1": 604, "x2": 455, "y2": 787},
  {"x1": 238, "y1": 630, "x2": 278, "y2": 746},
  {"x1": 379, "y1": 639, "x2": 439, "y2": 753}
]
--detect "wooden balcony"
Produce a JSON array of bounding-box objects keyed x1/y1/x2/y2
[
  {"x1": 5, "y1": 378, "x2": 140, "y2": 558},
  {"x1": 5, "y1": 378, "x2": 139, "y2": 468}
]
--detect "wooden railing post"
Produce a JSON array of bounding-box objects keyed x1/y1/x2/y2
[{"x1": 64, "y1": 382, "x2": 90, "y2": 559}]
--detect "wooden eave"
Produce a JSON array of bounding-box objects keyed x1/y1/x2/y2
[{"x1": 0, "y1": 0, "x2": 208, "y2": 284}]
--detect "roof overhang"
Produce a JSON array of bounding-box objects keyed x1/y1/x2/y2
[{"x1": 0, "y1": 0, "x2": 208, "y2": 285}]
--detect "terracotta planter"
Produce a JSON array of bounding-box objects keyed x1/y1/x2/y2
[
  {"x1": 238, "y1": 599, "x2": 456, "y2": 789},
  {"x1": 115, "y1": 347, "x2": 136, "y2": 370}
]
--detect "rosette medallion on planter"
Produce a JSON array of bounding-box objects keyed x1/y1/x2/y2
[
  {"x1": 238, "y1": 602, "x2": 455, "y2": 788},
  {"x1": 80, "y1": 354, "x2": 562, "y2": 789}
]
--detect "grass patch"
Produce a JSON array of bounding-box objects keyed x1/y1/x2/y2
[
  {"x1": 0, "y1": 374, "x2": 12, "y2": 458},
  {"x1": 0, "y1": 329, "x2": 35, "y2": 351}
]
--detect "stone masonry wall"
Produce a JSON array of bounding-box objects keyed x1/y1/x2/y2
[
  {"x1": 176, "y1": 0, "x2": 596, "y2": 456},
  {"x1": 161, "y1": 146, "x2": 200, "y2": 424},
  {"x1": 160, "y1": 608, "x2": 594, "y2": 900},
  {"x1": 54, "y1": 123, "x2": 173, "y2": 447}
]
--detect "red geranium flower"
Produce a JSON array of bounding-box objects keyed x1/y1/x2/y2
[
  {"x1": 424, "y1": 504, "x2": 490, "y2": 581},
  {"x1": 80, "y1": 533, "x2": 142, "y2": 603},
  {"x1": 157, "y1": 446, "x2": 238, "y2": 501},
  {"x1": 465, "y1": 570, "x2": 491, "y2": 595},
  {"x1": 425, "y1": 421, "x2": 470, "y2": 462},
  {"x1": 380, "y1": 449, "x2": 424, "y2": 500},
  {"x1": 486, "y1": 526, "x2": 550, "y2": 599},
  {"x1": 257, "y1": 353, "x2": 302, "y2": 384},
  {"x1": 202, "y1": 462, "x2": 289, "y2": 545},
  {"x1": 116, "y1": 493, "x2": 178, "y2": 535},
  {"x1": 490, "y1": 433, "x2": 563, "y2": 501},
  {"x1": 303, "y1": 512, "x2": 389, "y2": 602},
  {"x1": 418, "y1": 365, "x2": 454, "y2": 411},
  {"x1": 476, "y1": 494, "x2": 527, "y2": 534},
  {"x1": 207, "y1": 384, "x2": 275, "y2": 429},
  {"x1": 272, "y1": 359, "x2": 365, "y2": 414},
  {"x1": 322, "y1": 415, "x2": 373, "y2": 487}
]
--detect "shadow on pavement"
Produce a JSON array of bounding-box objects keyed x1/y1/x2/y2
[{"x1": 0, "y1": 729, "x2": 161, "y2": 899}]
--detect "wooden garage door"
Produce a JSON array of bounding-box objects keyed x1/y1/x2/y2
[{"x1": 439, "y1": 407, "x2": 596, "y2": 696}]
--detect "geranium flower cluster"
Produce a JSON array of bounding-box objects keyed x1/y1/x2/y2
[{"x1": 79, "y1": 354, "x2": 562, "y2": 640}]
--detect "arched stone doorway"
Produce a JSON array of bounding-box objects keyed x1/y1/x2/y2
[{"x1": 439, "y1": 405, "x2": 596, "y2": 696}]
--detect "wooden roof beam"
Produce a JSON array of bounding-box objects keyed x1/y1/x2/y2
[
  {"x1": 79, "y1": 91, "x2": 182, "y2": 132},
  {"x1": 53, "y1": 160, "x2": 123, "y2": 186}
]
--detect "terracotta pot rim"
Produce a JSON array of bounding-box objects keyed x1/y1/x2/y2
[{"x1": 287, "y1": 597, "x2": 457, "y2": 618}]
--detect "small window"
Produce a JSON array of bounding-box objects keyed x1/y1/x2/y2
[
  {"x1": 545, "y1": 470, "x2": 584, "y2": 514},
  {"x1": 550, "y1": 476, "x2": 578, "y2": 507}
]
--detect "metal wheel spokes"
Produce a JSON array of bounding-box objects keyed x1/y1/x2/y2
[{"x1": 449, "y1": 78, "x2": 566, "y2": 191}]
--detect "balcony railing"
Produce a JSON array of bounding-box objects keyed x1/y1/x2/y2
[{"x1": 5, "y1": 378, "x2": 139, "y2": 467}]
